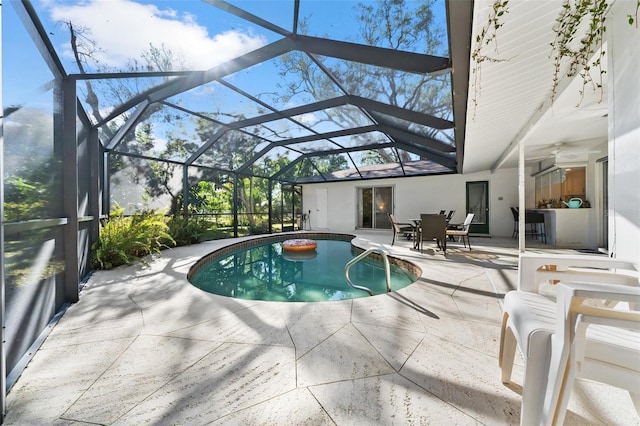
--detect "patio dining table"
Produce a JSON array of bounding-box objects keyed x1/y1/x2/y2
[
  {"x1": 411, "y1": 213, "x2": 452, "y2": 250},
  {"x1": 410, "y1": 219, "x2": 421, "y2": 249}
]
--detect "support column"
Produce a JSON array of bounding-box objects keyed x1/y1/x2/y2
[
  {"x1": 182, "y1": 165, "x2": 189, "y2": 217},
  {"x1": 88, "y1": 127, "x2": 101, "y2": 252},
  {"x1": 518, "y1": 137, "x2": 525, "y2": 254},
  {"x1": 103, "y1": 151, "x2": 110, "y2": 215},
  {"x1": 0, "y1": 4, "x2": 6, "y2": 417},
  {"x1": 233, "y1": 174, "x2": 239, "y2": 238},
  {"x1": 60, "y1": 79, "x2": 79, "y2": 302},
  {"x1": 267, "y1": 180, "x2": 273, "y2": 233}
]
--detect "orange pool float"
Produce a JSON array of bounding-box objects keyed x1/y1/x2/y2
[
  {"x1": 282, "y1": 250, "x2": 318, "y2": 261},
  {"x1": 282, "y1": 238, "x2": 317, "y2": 252}
]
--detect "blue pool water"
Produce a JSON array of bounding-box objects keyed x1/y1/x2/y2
[{"x1": 189, "y1": 239, "x2": 418, "y2": 302}]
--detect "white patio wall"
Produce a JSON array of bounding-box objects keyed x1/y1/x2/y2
[
  {"x1": 301, "y1": 168, "x2": 529, "y2": 237},
  {"x1": 608, "y1": 0, "x2": 640, "y2": 263},
  {"x1": 299, "y1": 152, "x2": 608, "y2": 246}
]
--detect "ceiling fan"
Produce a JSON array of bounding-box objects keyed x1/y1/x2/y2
[{"x1": 526, "y1": 142, "x2": 601, "y2": 162}]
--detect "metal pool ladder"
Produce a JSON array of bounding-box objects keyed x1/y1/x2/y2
[{"x1": 344, "y1": 247, "x2": 392, "y2": 296}]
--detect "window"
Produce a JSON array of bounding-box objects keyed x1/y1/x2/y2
[{"x1": 534, "y1": 166, "x2": 586, "y2": 208}]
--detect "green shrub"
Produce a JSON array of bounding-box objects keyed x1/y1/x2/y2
[
  {"x1": 248, "y1": 221, "x2": 269, "y2": 235},
  {"x1": 165, "y1": 214, "x2": 210, "y2": 246},
  {"x1": 91, "y1": 204, "x2": 175, "y2": 270}
]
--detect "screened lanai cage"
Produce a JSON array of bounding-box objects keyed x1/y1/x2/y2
[{"x1": 1, "y1": 0, "x2": 472, "y2": 415}]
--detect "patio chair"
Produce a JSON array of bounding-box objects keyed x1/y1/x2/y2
[
  {"x1": 445, "y1": 213, "x2": 474, "y2": 249},
  {"x1": 511, "y1": 207, "x2": 547, "y2": 243},
  {"x1": 499, "y1": 253, "x2": 640, "y2": 425},
  {"x1": 525, "y1": 211, "x2": 546, "y2": 243},
  {"x1": 418, "y1": 214, "x2": 447, "y2": 254},
  {"x1": 388, "y1": 213, "x2": 414, "y2": 246},
  {"x1": 445, "y1": 210, "x2": 456, "y2": 223},
  {"x1": 510, "y1": 207, "x2": 519, "y2": 238}
]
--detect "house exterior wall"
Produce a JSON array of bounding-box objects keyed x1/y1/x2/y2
[
  {"x1": 300, "y1": 143, "x2": 609, "y2": 248},
  {"x1": 299, "y1": 155, "x2": 608, "y2": 248},
  {"x1": 608, "y1": 0, "x2": 640, "y2": 262},
  {"x1": 301, "y1": 168, "x2": 522, "y2": 237}
]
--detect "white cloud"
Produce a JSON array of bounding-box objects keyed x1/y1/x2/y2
[
  {"x1": 48, "y1": 0, "x2": 267, "y2": 70},
  {"x1": 295, "y1": 112, "x2": 320, "y2": 125}
]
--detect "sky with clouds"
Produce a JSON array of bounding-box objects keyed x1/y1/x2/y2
[
  {"x1": 5, "y1": 0, "x2": 447, "y2": 134},
  {"x1": 45, "y1": 0, "x2": 268, "y2": 71},
  {"x1": 4, "y1": 0, "x2": 452, "y2": 174}
]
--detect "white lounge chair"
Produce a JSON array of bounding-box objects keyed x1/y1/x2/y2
[
  {"x1": 543, "y1": 281, "x2": 640, "y2": 425},
  {"x1": 499, "y1": 253, "x2": 640, "y2": 425}
]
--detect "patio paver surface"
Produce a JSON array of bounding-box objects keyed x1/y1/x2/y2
[{"x1": 4, "y1": 231, "x2": 638, "y2": 425}]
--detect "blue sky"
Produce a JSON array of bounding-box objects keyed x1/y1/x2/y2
[
  {"x1": 4, "y1": 0, "x2": 448, "y2": 103},
  {"x1": 4, "y1": 0, "x2": 447, "y2": 113},
  {"x1": 3, "y1": 0, "x2": 450, "y2": 164},
  {"x1": 4, "y1": 0, "x2": 399, "y2": 77},
  {"x1": 4, "y1": 0, "x2": 274, "y2": 106},
  {"x1": 9, "y1": 3, "x2": 271, "y2": 110}
]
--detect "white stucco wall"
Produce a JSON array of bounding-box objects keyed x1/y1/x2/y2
[
  {"x1": 608, "y1": 0, "x2": 640, "y2": 263},
  {"x1": 301, "y1": 168, "x2": 522, "y2": 237},
  {"x1": 299, "y1": 138, "x2": 610, "y2": 246}
]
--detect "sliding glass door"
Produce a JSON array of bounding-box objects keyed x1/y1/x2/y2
[{"x1": 357, "y1": 186, "x2": 393, "y2": 229}]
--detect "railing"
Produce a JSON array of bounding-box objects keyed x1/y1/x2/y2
[{"x1": 344, "y1": 247, "x2": 392, "y2": 296}]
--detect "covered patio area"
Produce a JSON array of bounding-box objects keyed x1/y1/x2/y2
[{"x1": 4, "y1": 232, "x2": 636, "y2": 425}]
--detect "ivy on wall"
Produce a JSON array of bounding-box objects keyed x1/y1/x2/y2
[
  {"x1": 471, "y1": 0, "x2": 638, "y2": 109},
  {"x1": 628, "y1": 0, "x2": 639, "y2": 26},
  {"x1": 550, "y1": 0, "x2": 608, "y2": 105},
  {"x1": 470, "y1": 0, "x2": 510, "y2": 118}
]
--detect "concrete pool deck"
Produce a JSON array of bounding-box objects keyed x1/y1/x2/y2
[{"x1": 4, "y1": 231, "x2": 638, "y2": 425}]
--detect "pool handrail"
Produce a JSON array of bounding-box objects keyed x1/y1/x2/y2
[{"x1": 345, "y1": 247, "x2": 392, "y2": 296}]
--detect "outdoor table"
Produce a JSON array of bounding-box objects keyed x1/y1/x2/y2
[
  {"x1": 411, "y1": 213, "x2": 449, "y2": 249},
  {"x1": 410, "y1": 219, "x2": 421, "y2": 249}
]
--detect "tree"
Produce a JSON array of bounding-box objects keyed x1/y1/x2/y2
[
  {"x1": 65, "y1": 22, "x2": 182, "y2": 132},
  {"x1": 61, "y1": 0, "x2": 451, "y2": 224},
  {"x1": 3, "y1": 108, "x2": 61, "y2": 221},
  {"x1": 191, "y1": 119, "x2": 284, "y2": 226},
  {"x1": 65, "y1": 23, "x2": 291, "y2": 222},
  {"x1": 65, "y1": 23, "x2": 208, "y2": 216},
  {"x1": 275, "y1": 0, "x2": 451, "y2": 166}
]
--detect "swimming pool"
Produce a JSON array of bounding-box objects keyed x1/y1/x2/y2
[{"x1": 188, "y1": 234, "x2": 419, "y2": 302}]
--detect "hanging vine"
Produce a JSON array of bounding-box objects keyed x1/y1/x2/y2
[
  {"x1": 470, "y1": 0, "x2": 637, "y2": 112},
  {"x1": 628, "y1": 0, "x2": 640, "y2": 26},
  {"x1": 549, "y1": 0, "x2": 609, "y2": 105},
  {"x1": 470, "y1": 0, "x2": 510, "y2": 119}
]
